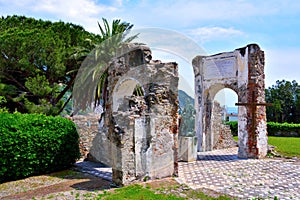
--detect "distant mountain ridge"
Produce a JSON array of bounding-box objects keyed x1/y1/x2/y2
[{"x1": 178, "y1": 90, "x2": 194, "y2": 113}]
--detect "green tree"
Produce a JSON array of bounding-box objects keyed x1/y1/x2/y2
[
  {"x1": 0, "y1": 15, "x2": 100, "y2": 115},
  {"x1": 0, "y1": 96, "x2": 7, "y2": 112},
  {"x1": 266, "y1": 80, "x2": 300, "y2": 123}
]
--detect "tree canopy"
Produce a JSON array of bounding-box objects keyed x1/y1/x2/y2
[
  {"x1": 266, "y1": 79, "x2": 300, "y2": 123},
  {"x1": 0, "y1": 15, "x2": 101, "y2": 115}
]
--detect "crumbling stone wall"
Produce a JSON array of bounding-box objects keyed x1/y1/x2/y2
[
  {"x1": 193, "y1": 44, "x2": 268, "y2": 158},
  {"x1": 84, "y1": 44, "x2": 179, "y2": 185},
  {"x1": 71, "y1": 114, "x2": 99, "y2": 159},
  {"x1": 211, "y1": 101, "x2": 237, "y2": 149}
]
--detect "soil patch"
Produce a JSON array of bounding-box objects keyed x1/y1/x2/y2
[{"x1": 0, "y1": 171, "x2": 111, "y2": 200}]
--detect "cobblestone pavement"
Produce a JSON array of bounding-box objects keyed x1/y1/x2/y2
[
  {"x1": 74, "y1": 148, "x2": 300, "y2": 199},
  {"x1": 177, "y1": 147, "x2": 300, "y2": 200}
]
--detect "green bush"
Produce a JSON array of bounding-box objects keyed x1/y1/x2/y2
[
  {"x1": 0, "y1": 96, "x2": 8, "y2": 113},
  {"x1": 267, "y1": 122, "x2": 300, "y2": 136},
  {"x1": 0, "y1": 113, "x2": 80, "y2": 183},
  {"x1": 226, "y1": 121, "x2": 300, "y2": 137},
  {"x1": 226, "y1": 121, "x2": 238, "y2": 136}
]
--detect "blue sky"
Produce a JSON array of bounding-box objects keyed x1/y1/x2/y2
[{"x1": 1, "y1": 0, "x2": 300, "y2": 102}]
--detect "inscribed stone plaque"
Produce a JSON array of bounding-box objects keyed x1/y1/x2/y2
[{"x1": 203, "y1": 58, "x2": 236, "y2": 79}]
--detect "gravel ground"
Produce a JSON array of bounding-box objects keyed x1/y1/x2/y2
[
  {"x1": 0, "y1": 170, "x2": 111, "y2": 200},
  {"x1": 0, "y1": 169, "x2": 231, "y2": 200}
]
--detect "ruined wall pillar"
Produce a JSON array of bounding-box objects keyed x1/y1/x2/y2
[
  {"x1": 193, "y1": 44, "x2": 268, "y2": 158},
  {"x1": 104, "y1": 44, "x2": 179, "y2": 185},
  {"x1": 239, "y1": 44, "x2": 268, "y2": 158}
]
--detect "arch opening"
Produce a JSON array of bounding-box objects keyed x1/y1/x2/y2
[
  {"x1": 113, "y1": 78, "x2": 145, "y2": 112},
  {"x1": 212, "y1": 88, "x2": 238, "y2": 150}
]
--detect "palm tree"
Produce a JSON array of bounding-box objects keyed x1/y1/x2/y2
[
  {"x1": 72, "y1": 18, "x2": 137, "y2": 115},
  {"x1": 94, "y1": 18, "x2": 136, "y2": 108}
]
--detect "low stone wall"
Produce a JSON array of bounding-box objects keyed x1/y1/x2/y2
[
  {"x1": 71, "y1": 114, "x2": 100, "y2": 159},
  {"x1": 213, "y1": 124, "x2": 238, "y2": 149},
  {"x1": 271, "y1": 131, "x2": 300, "y2": 137}
]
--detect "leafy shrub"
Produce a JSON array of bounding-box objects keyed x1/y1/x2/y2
[
  {"x1": 0, "y1": 96, "x2": 8, "y2": 113},
  {"x1": 0, "y1": 113, "x2": 80, "y2": 182},
  {"x1": 226, "y1": 121, "x2": 300, "y2": 137},
  {"x1": 267, "y1": 122, "x2": 300, "y2": 136},
  {"x1": 226, "y1": 121, "x2": 238, "y2": 136}
]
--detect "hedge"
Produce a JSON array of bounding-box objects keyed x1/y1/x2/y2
[
  {"x1": 226, "y1": 121, "x2": 300, "y2": 137},
  {"x1": 267, "y1": 122, "x2": 300, "y2": 136},
  {"x1": 0, "y1": 113, "x2": 80, "y2": 183}
]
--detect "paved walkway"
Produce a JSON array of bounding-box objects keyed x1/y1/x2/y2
[
  {"x1": 74, "y1": 148, "x2": 300, "y2": 199},
  {"x1": 74, "y1": 161, "x2": 112, "y2": 181},
  {"x1": 177, "y1": 148, "x2": 300, "y2": 200}
]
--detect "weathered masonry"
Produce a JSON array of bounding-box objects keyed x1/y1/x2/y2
[
  {"x1": 193, "y1": 44, "x2": 268, "y2": 158},
  {"x1": 73, "y1": 43, "x2": 269, "y2": 186},
  {"x1": 86, "y1": 44, "x2": 179, "y2": 185}
]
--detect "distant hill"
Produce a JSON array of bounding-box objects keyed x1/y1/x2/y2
[
  {"x1": 178, "y1": 90, "x2": 238, "y2": 115},
  {"x1": 178, "y1": 90, "x2": 194, "y2": 113}
]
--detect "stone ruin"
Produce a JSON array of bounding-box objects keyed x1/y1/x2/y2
[
  {"x1": 73, "y1": 43, "x2": 268, "y2": 185},
  {"x1": 211, "y1": 101, "x2": 237, "y2": 150},
  {"x1": 75, "y1": 44, "x2": 179, "y2": 185},
  {"x1": 193, "y1": 44, "x2": 268, "y2": 158}
]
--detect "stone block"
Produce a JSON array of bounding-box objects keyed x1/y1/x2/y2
[{"x1": 178, "y1": 136, "x2": 197, "y2": 162}]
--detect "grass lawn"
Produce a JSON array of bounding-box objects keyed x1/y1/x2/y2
[
  {"x1": 96, "y1": 184, "x2": 182, "y2": 200},
  {"x1": 96, "y1": 184, "x2": 232, "y2": 200},
  {"x1": 268, "y1": 136, "x2": 300, "y2": 157},
  {"x1": 233, "y1": 136, "x2": 300, "y2": 158}
]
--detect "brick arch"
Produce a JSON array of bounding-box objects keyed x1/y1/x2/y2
[{"x1": 193, "y1": 44, "x2": 268, "y2": 158}]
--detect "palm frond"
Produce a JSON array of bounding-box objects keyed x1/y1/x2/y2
[{"x1": 74, "y1": 18, "x2": 139, "y2": 112}]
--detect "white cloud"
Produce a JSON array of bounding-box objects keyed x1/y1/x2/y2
[
  {"x1": 2, "y1": 0, "x2": 300, "y2": 34},
  {"x1": 31, "y1": 0, "x2": 114, "y2": 16},
  {"x1": 188, "y1": 27, "x2": 245, "y2": 44},
  {"x1": 33, "y1": 0, "x2": 118, "y2": 32},
  {"x1": 0, "y1": 0, "x2": 118, "y2": 33},
  {"x1": 115, "y1": 0, "x2": 125, "y2": 6}
]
